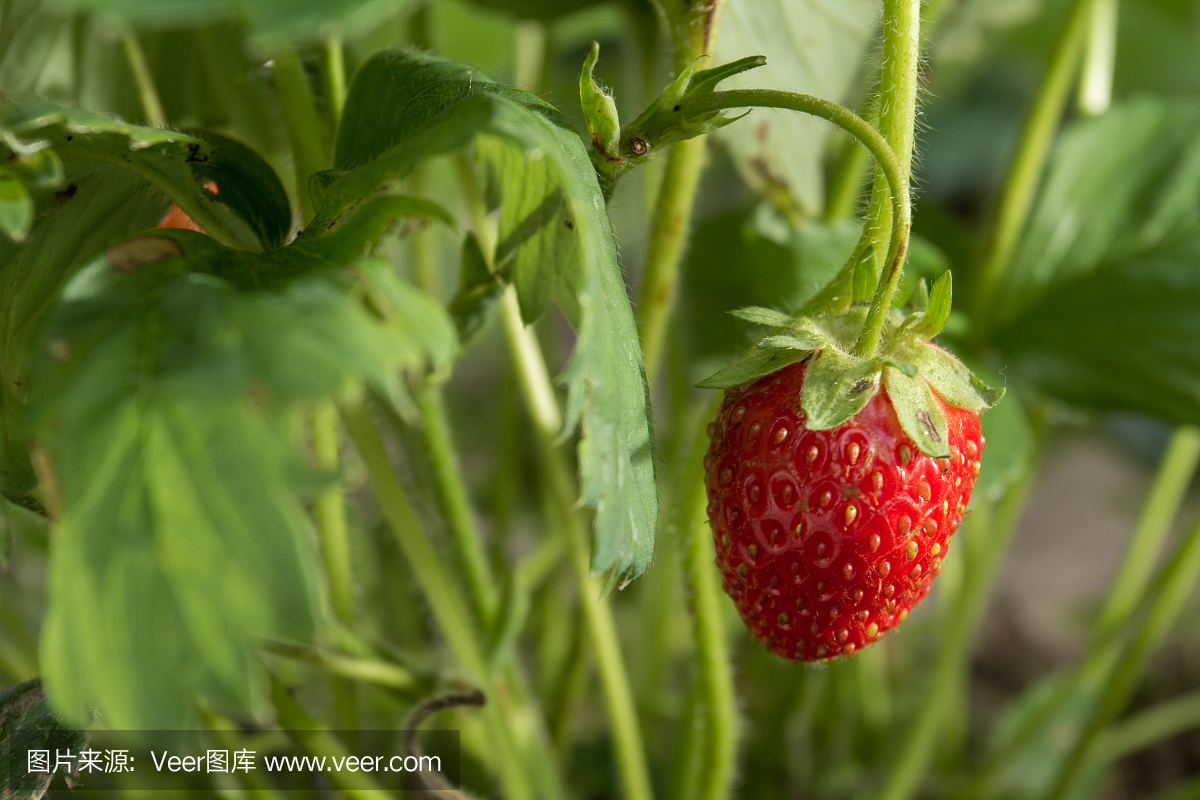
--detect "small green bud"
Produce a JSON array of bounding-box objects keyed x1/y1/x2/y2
[{"x1": 580, "y1": 42, "x2": 621, "y2": 160}]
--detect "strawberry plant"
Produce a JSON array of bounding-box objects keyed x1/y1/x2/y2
[{"x1": 2, "y1": 0, "x2": 1200, "y2": 798}]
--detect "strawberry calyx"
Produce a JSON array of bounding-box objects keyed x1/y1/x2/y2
[{"x1": 697, "y1": 272, "x2": 1003, "y2": 458}]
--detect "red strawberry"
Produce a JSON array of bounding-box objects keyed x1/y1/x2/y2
[{"x1": 703, "y1": 358, "x2": 984, "y2": 662}]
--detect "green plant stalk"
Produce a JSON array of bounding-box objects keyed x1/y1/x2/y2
[
  {"x1": 878, "y1": 469, "x2": 1035, "y2": 800},
  {"x1": 1098, "y1": 687, "x2": 1200, "y2": 762},
  {"x1": 1095, "y1": 427, "x2": 1200, "y2": 639},
  {"x1": 852, "y1": 0, "x2": 921, "y2": 356},
  {"x1": 268, "y1": 673, "x2": 394, "y2": 800},
  {"x1": 973, "y1": 426, "x2": 1200, "y2": 791},
  {"x1": 311, "y1": 401, "x2": 357, "y2": 731},
  {"x1": 269, "y1": 41, "x2": 327, "y2": 223},
  {"x1": 415, "y1": 385, "x2": 500, "y2": 628},
  {"x1": 637, "y1": 136, "x2": 708, "y2": 386},
  {"x1": 825, "y1": 131, "x2": 872, "y2": 222},
  {"x1": 1077, "y1": 0, "x2": 1119, "y2": 116},
  {"x1": 635, "y1": 0, "x2": 726, "y2": 387},
  {"x1": 1047, "y1": 507, "x2": 1200, "y2": 800},
  {"x1": 325, "y1": 33, "x2": 347, "y2": 129},
  {"x1": 684, "y1": 89, "x2": 909, "y2": 348},
  {"x1": 121, "y1": 29, "x2": 166, "y2": 128},
  {"x1": 500, "y1": 293, "x2": 656, "y2": 800},
  {"x1": 339, "y1": 399, "x2": 536, "y2": 800},
  {"x1": 971, "y1": 0, "x2": 1098, "y2": 330},
  {"x1": 201, "y1": 712, "x2": 290, "y2": 800},
  {"x1": 679, "y1": 405, "x2": 738, "y2": 800}
]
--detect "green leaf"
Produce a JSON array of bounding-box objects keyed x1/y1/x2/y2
[
  {"x1": 696, "y1": 347, "x2": 807, "y2": 389},
  {"x1": 331, "y1": 48, "x2": 657, "y2": 586},
  {"x1": 714, "y1": 0, "x2": 881, "y2": 215},
  {"x1": 1, "y1": 160, "x2": 170, "y2": 495},
  {"x1": 883, "y1": 366, "x2": 951, "y2": 458},
  {"x1": 999, "y1": 99, "x2": 1200, "y2": 324},
  {"x1": 0, "y1": 679, "x2": 88, "y2": 799},
  {"x1": 996, "y1": 236, "x2": 1200, "y2": 425},
  {"x1": 449, "y1": 233, "x2": 504, "y2": 345},
  {"x1": 2, "y1": 100, "x2": 284, "y2": 251},
  {"x1": 729, "y1": 306, "x2": 794, "y2": 327},
  {"x1": 27, "y1": 237, "x2": 451, "y2": 728},
  {"x1": 800, "y1": 348, "x2": 882, "y2": 430},
  {"x1": 183, "y1": 128, "x2": 292, "y2": 250},
  {"x1": 909, "y1": 270, "x2": 952, "y2": 338},
  {"x1": 0, "y1": 169, "x2": 33, "y2": 242}
]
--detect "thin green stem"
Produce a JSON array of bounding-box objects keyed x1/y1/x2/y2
[
  {"x1": 1098, "y1": 688, "x2": 1200, "y2": 762},
  {"x1": 415, "y1": 384, "x2": 500, "y2": 628},
  {"x1": 679, "y1": 400, "x2": 737, "y2": 800},
  {"x1": 121, "y1": 29, "x2": 166, "y2": 128},
  {"x1": 854, "y1": 0, "x2": 921, "y2": 355},
  {"x1": 268, "y1": 673, "x2": 394, "y2": 800},
  {"x1": 263, "y1": 640, "x2": 421, "y2": 692},
  {"x1": 311, "y1": 400, "x2": 356, "y2": 731},
  {"x1": 1077, "y1": 0, "x2": 1119, "y2": 115},
  {"x1": 312, "y1": 402, "x2": 354, "y2": 625},
  {"x1": 500, "y1": 293, "x2": 656, "y2": 800},
  {"x1": 691, "y1": 87, "x2": 911, "y2": 355},
  {"x1": 824, "y1": 131, "x2": 872, "y2": 222},
  {"x1": 637, "y1": 136, "x2": 708, "y2": 386},
  {"x1": 1095, "y1": 427, "x2": 1200, "y2": 639},
  {"x1": 339, "y1": 399, "x2": 535, "y2": 800},
  {"x1": 635, "y1": 0, "x2": 726, "y2": 387},
  {"x1": 971, "y1": 0, "x2": 1099, "y2": 332},
  {"x1": 324, "y1": 34, "x2": 346, "y2": 130},
  {"x1": 270, "y1": 41, "x2": 327, "y2": 223},
  {"x1": 1047, "y1": 508, "x2": 1200, "y2": 800}
]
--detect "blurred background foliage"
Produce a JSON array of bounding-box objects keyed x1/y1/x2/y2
[{"x1": 3, "y1": 0, "x2": 1200, "y2": 798}]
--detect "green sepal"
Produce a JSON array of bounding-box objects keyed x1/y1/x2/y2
[
  {"x1": 908, "y1": 270, "x2": 952, "y2": 338},
  {"x1": 449, "y1": 232, "x2": 505, "y2": 345},
  {"x1": 903, "y1": 341, "x2": 1005, "y2": 412},
  {"x1": 729, "y1": 305, "x2": 794, "y2": 327},
  {"x1": 580, "y1": 42, "x2": 621, "y2": 161},
  {"x1": 688, "y1": 56, "x2": 768, "y2": 95},
  {"x1": 878, "y1": 357, "x2": 918, "y2": 379},
  {"x1": 801, "y1": 348, "x2": 882, "y2": 430},
  {"x1": 761, "y1": 333, "x2": 823, "y2": 351},
  {"x1": 696, "y1": 346, "x2": 807, "y2": 389},
  {"x1": 883, "y1": 366, "x2": 950, "y2": 458}
]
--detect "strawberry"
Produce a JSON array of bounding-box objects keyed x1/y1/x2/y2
[
  {"x1": 704, "y1": 358, "x2": 982, "y2": 661},
  {"x1": 697, "y1": 273, "x2": 1001, "y2": 661}
]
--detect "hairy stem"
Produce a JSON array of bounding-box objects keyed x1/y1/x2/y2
[
  {"x1": 120, "y1": 30, "x2": 166, "y2": 128},
  {"x1": 340, "y1": 400, "x2": 535, "y2": 800},
  {"x1": 635, "y1": 0, "x2": 726, "y2": 387},
  {"x1": 971, "y1": 0, "x2": 1099, "y2": 332},
  {"x1": 853, "y1": 0, "x2": 921, "y2": 356},
  {"x1": 679, "y1": 401, "x2": 737, "y2": 800}
]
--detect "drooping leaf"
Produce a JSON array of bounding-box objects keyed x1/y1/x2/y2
[
  {"x1": 760, "y1": 333, "x2": 823, "y2": 351},
  {"x1": 714, "y1": 0, "x2": 880, "y2": 215},
  {"x1": 331, "y1": 48, "x2": 657, "y2": 586},
  {"x1": 1, "y1": 160, "x2": 170, "y2": 495},
  {"x1": 28, "y1": 236, "x2": 453, "y2": 729},
  {"x1": 1, "y1": 100, "x2": 289, "y2": 251},
  {"x1": 0, "y1": 679, "x2": 89, "y2": 800}
]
